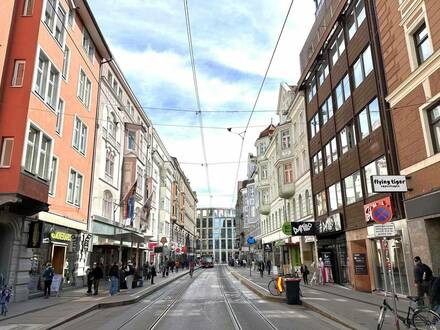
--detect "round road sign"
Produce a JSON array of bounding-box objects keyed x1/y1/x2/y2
[{"x1": 371, "y1": 205, "x2": 393, "y2": 224}]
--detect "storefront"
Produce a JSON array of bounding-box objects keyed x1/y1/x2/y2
[{"x1": 316, "y1": 214, "x2": 349, "y2": 285}]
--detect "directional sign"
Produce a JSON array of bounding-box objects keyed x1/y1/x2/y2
[
  {"x1": 371, "y1": 205, "x2": 393, "y2": 224},
  {"x1": 247, "y1": 236, "x2": 256, "y2": 245}
]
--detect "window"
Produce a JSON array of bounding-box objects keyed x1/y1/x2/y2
[
  {"x1": 315, "y1": 190, "x2": 327, "y2": 216},
  {"x1": 128, "y1": 130, "x2": 136, "y2": 150},
  {"x1": 324, "y1": 137, "x2": 338, "y2": 166},
  {"x1": 34, "y1": 51, "x2": 60, "y2": 109},
  {"x1": 103, "y1": 190, "x2": 113, "y2": 220},
  {"x1": 54, "y1": 5, "x2": 66, "y2": 45},
  {"x1": 72, "y1": 117, "x2": 87, "y2": 155},
  {"x1": 67, "y1": 9, "x2": 74, "y2": 27},
  {"x1": 108, "y1": 113, "x2": 117, "y2": 138},
  {"x1": 318, "y1": 61, "x2": 329, "y2": 85},
  {"x1": 353, "y1": 46, "x2": 373, "y2": 88},
  {"x1": 344, "y1": 171, "x2": 363, "y2": 204},
  {"x1": 328, "y1": 182, "x2": 343, "y2": 211},
  {"x1": 330, "y1": 29, "x2": 345, "y2": 66},
  {"x1": 11, "y1": 60, "x2": 25, "y2": 87},
  {"x1": 23, "y1": 0, "x2": 35, "y2": 16},
  {"x1": 305, "y1": 190, "x2": 311, "y2": 215},
  {"x1": 335, "y1": 74, "x2": 351, "y2": 109},
  {"x1": 312, "y1": 150, "x2": 323, "y2": 175},
  {"x1": 307, "y1": 77, "x2": 317, "y2": 102},
  {"x1": 283, "y1": 163, "x2": 293, "y2": 184},
  {"x1": 358, "y1": 98, "x2": 381, "y2": 139},
  {"x1": 82, "y1": 29, "x2": 95, "y2": 61},
  {"x1": 44, "y1": 0, "x2": 56, "y2": 32},
  {"x1": 320, "y1": 95, "x2": 334, "y2": 125},
  {"x1": 258, "y1": 142, "x2": 266, "y2": 155},
  {"x1": 67, "y1": 168, "x2": 83, "y2": 206},
  {"x1": 261, "y1": 164, "x2": 268, "y2": 180},
  {"x1": 55, "y1": 98, "x2": 64, "y2": 134},
  {"x1": 339, "y1": 122, "x2": 357, "y2": 154},
  {"x1": 107, "y1": 71, "x2": 113, "y2": 85},
  {"x1": 136, "y1": 166, "x2": 143, "y2": 195},
  {"x1": 414, "y1": 23, "x2": 432, "y2": 65},
  {"x1": 105, "y1": 150, "x2": 115, "y2": 179},
  {"x1": 347, "y1": 0, "x2": 366, "y2": 40},
  {"x1": 78, "y1": 69, "x2": 91, "y2": 108},
  {"x1": 429, "y1": 104, "x2": 440, "y2": 153},
  {"x1": 0, "y1": 138, "x2": 14, "y2": 168},
  {"x1": 363, "y1": 156, "x2": 388, "y2": 195},
  {"x1": 113, "y1": 80, "x2": 118, "y2": 93},
  {"x1": 48, "y1": 156, "x2": 57, "y2": 196},
  {"x1": 118, "y1": 87, "x2": 123, "y2": 100},
  {"x1": 281, "y1": 129, "x2": 291, "y2": 150},
  {"x1": 302, "y1": 150, "x2": 308, "y2": 171},
  {"x1": 24, "y1": 126, "x2": 52, "y2": 179},
  {"x1": 310, "y1": 113, "x2": 320, "y2": 138},
  {"x1": 62, "y1": 45, "x2": 70, "y2": 79}
]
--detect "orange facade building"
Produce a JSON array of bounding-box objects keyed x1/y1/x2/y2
[{"x1": 0, "y1": 0, "x2": 110, "y2": 301}]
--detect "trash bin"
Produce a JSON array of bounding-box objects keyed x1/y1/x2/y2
[{"x1": 285, "y1": 278, "x2": 301, "y2": 305}]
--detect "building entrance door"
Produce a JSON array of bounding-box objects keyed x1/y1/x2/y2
[{"x1": 52, "y1": 245, "x2": 66, "y2": 275}]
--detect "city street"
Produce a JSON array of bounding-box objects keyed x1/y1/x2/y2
[{"x1": 54, "y1": 266, "x2": 344, "y2": 330}]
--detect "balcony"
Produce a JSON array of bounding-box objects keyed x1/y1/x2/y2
[
  {"x1": 278, "y1": 181, "x2": 295, "y2": 199},
  {"x1": 260, "y1": 204, "x2": 270, "y2": 215}
]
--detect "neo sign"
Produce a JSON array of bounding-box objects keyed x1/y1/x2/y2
[
  {"x1": 371, "y1": 205, "x2": 393, "y2": 224},
  {"x1": 371, "y1": 175, "x2": 408, "y2": 193}
]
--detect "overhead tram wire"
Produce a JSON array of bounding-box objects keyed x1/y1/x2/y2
[
  {"x1": 183, "y1": 0, "x2": 212, "y2": 205},
  {"x1": 230, "y1": 0, "x2": 296, "y2": 208}
]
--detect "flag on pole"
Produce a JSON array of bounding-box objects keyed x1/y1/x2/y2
[{"x1": 122, "y1": 180, "x2": 137, "y2": 226}]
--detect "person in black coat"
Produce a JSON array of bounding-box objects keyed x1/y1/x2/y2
[
  {"x1": 92, "y1": 262, "x2": 104, "y2": 295},
  {"x1": 149, "y1": 262, "x2": 157, "y2": 285},
  {"x1": 258, "y1": 261, "x2": 265, "y2": 278}
]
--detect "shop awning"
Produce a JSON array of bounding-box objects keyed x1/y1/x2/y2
[{"x1": 92, "y1": 217, "x2": 146, "y2": 244}]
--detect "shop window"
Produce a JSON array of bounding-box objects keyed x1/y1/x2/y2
[
  {"x1": 330, "y1": 29, "x2": 345, "y2": 66},
  {"x1": 343, "y1": 171, "x2": 363, "y2": 204},
  {"x1": 358, "y1": 98, "x2": 381, "y2": 140},
  {"x1": 347, "y1": 0, "x2": 366, "y2": 40},
  {"x1": 320, "y1": 95, "x2": 334, "y2": 125},
  {"x1": 335, "y1": 74, "x2": 351, "y2": 109},
  {"x1": 429, "y1": 104, "x2": 440, "y2": 153},
  {"x1": 352, "y1": 45, "x2": 373, "y2": 88},
  {"x1": 413, "y1": 22, "x2": 432, "y2": 66},
  {"x1": 328, "y1": 182, "x2": 343, "y2": 211},
  {"x1": 339, "y1": 122, "x2": 357, "y2": 154},
  {"x1": 363, "y1": 156, "x2": 388, "y2": 196}
]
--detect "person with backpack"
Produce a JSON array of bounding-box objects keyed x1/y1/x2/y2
[
  {"x1": 42, "y1": 262, "x2": 54, "y2": 298},
  {"x1": 413, "y1": 256, "x2": 433, "y2": 306}
]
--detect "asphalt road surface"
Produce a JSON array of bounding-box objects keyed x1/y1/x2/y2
[{"x1": 56, "y1": 266, "x2": 348, "y2": 330}]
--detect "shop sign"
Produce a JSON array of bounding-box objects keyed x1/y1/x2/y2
[
  {"x1": 373, "y1": 223, "x2": 396, "y2": 237},
  {"x1": 263, "y1": 243, "x2": 272, "y2": 252},
  {"x1": 364, "y1": 197, "x2": 392, "y2": 222},
  {"x1": 353, "y1": 253, "x2": 368, "y2": 275},
  {"x1": 148, "y1": 242, "x2": 157, "y2": 250},
  {"x1": 27, "y1": 221, "x2": 43, "y2": 248},
  {"x1": 317, "y1": 214, "x2": 342, "y2": 234},
  {"x1": 321, "y1": 252, "x2": 332, "y2": 267},
  {"x1": 371, "y1": 175, "x2": 408, "y2": 193},
  {"x1": 291, "y1": 222, "x2": 317, "y2": 236},
  {"x1": 50, "y1": 231, "x2": 72, "y2": 242},
  {"x1": 281, "y1": 222, "x2": 292, "y2": 236}
]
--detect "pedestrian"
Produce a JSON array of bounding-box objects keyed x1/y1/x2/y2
[
  {"x1": 266, "y1": 260, "x2": 272, "y2": 275},
  {"x1": 143, "y1": 262, "x2": 150, "y2": 281},
  {"x1": 414, "y1": 256, "x2": 433, "y2": 306},
  {"x1": 119, "y1": 263, "x2": 126, "y2": 291},
  {"x1": 431, "y1": 276, "x2": 440, "y2": 313},
  {"x1": 125, "y1": 260, "x2": 135, "y2": 290},
  {"x1": 149, "y1": 262, "x2": 157, "y2": 285},
  {"x1": 109, "y1": 262, "x2": 119, "y2": 296},
  {"x1": 243, "y1": 259, "x2": 247, "y2": 267},
  {"x1": 0, "y1": 286, "x2": 12, "y2": 316},
  {"x1": 258, "y1": 261, "x2": 265, "y2": 278},
  {"x1": 92, "y1": 262, "x2": 103, "y2": 295},
  {"x1": 189, "y1": 259, "x2": 195, "y2": 277},
  {"x1": 42, "y1": 262, "x2": 54, "y2": 298},
  {"x1": 301, "y1": 265, "x2": 310, "y2": 285},
  {"x1": 175, "y1": 260, "x2": 180, "y2": 273}
]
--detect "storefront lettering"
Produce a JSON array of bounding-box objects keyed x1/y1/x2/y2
[
  {"x1": 292, "y1": 222, "x2": 316, "y2": 236},
  {"x1": 50, "y1": 231, "x2": 72, "y2": 242},
  {"x1": 317, "y1": 214, "x2": 342, "y2": 234}
]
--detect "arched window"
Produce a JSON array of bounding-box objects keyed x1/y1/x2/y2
[
  {"x1": 103, "y1": 190, "x2": 113, "y2": 220},
  {"x1": 105, "y1": 149, "x2": 115, "y2": 179},
  {"x1": 305, "y1": 190, "x2": 311, "y2": 215},
  {"x1": 298, "y1": 194, "x2": 303, "y2": 218}
]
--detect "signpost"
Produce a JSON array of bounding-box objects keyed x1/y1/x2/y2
[{"x1": 371, "y1": 175, "x2": 408, "y2": 193}]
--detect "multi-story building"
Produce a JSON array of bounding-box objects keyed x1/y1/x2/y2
[
  {"x1": 0, "y1": 0, "x2": 111, "y2": 300},
  {"x1": 298, "y1": 0, "x2": 405, "y2": 292},
  {"x1": 89, "y1": 59, "x2": 152, "y2": 269},
  {"x1": 196, "y1": 208, "x2": 237, "y2": 263},
  {"x1": 375, "y1": 0, "x2": 440, "y2": 293}
]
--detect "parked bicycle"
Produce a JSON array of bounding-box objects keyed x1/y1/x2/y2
[
  {"x1": 268, "y1": 275, "x2": 284, "y2": 296},
  {"x1": 377, "y1": 294, "x2": 440, "y2": 329}
]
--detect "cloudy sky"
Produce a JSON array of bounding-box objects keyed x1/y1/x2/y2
[{"x1": 89, "y1": 0, "x2": 316, "y2": 208}]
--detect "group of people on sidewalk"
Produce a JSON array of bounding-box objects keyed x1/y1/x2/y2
[{"x1": 158, "y1": 258, "x2": 193, "y2": 277}]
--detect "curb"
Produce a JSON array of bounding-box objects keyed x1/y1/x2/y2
[
  {"x1": 39, "y1": 269, "x2": 196, "y2": 329},
  {"x1": 229, "y1": 269, "x2": 367, "y2": 330}
]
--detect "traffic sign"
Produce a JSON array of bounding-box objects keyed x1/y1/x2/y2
[
  {"x1": 160, "y1": 236, "x2": 168, "y2": 244},
  {"x1": 373, "y1": 223, "x2": 396, "y2": 237},
  {"x1": 371, "y1": 205, "x2": 393, "y2": 224},
  {"x1": 247, "y1": 236, "x2": 256, "y2": 245}
]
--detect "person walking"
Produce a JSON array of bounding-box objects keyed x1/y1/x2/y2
[
  {"x1": 149, "y1": 262, "x2": 157, "y2": 285},
  {"x1": 109, "y1": 262, "x2": 119, "y2": 296},
  {"x1": 431, "y1": 276, "x2": 440, "y2": 314},
  {"x1": 301, "y1": 265, "x2": 310, "y2": 285},
  {"x1": 258, "y1": 261, "x2": 265, "y2": 278},
  {"x1": 125, "y1": 261, "x2": 135, "y2": 290},
  {"x1": 413, "y1": 256, "x2": 433, "y2": 306},
  {"x1": 175, "y1": 260, "x2": 180, "y2": 273},
  {"x1": 266, "y1": 260, "x2": 272, "y2": 276},
  {"x1": 92, "y1": 262, "x2": 103, "y2": 295},
  {"x1": 189, "y1": 259, "x2": 195, "y2": 277},
  {"x1": 143, "y1": 262, "x2": 150, "y2": 281},
  {"x1": 42, "y1": 262, "x2": 54, "y2": 298},
  {"x1": 0, "y1": 286, "x2": 12, "y2": 316}
]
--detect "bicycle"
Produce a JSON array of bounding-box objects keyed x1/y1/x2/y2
[
  {"x1": 377, "y1": 295, "x2": 440, "y2": 329},
  {"x1": 268, "y1": 275, "x2": 284, "y2": 296}
]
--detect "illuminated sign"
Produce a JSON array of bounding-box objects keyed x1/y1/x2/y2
[{"x1": 50, "y1": 231, "x2": 72, "y2": 242}]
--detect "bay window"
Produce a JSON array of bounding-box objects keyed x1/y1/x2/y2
[{"x1": 24, "y1": 125, "x2": 53, "y2": 180}]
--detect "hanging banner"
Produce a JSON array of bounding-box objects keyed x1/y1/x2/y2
[{"x1": 27, "y1": 221, "x2": 43, "y2": 248}]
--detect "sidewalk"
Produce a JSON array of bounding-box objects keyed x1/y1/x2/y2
[
  {"x1": 229, "y1": 266, "x2": 409, "y2": 330},
  {"x1": 0, "y1": 268, "x2": 194, "y2": 329}
]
